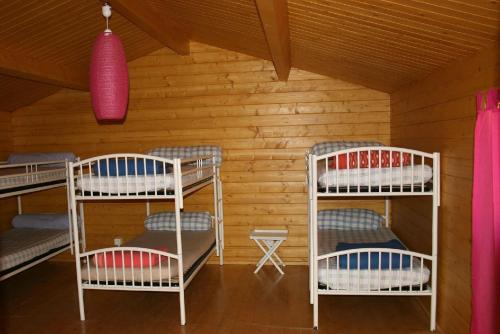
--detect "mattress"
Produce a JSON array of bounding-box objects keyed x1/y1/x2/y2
[
  {"x1": 317, "y1": 164, "x2": 433, "y2": 189},
  {"x1": 76, "y1": 166, "x2": 214, "y2": 194},
  {"x1": 0, "y1": 228, "x2": 70, "y2": 272},
  {"x1": 80, "y1": 229, "x2": 215, "y2": 283},
  {"x1": 317, "y1": 227, "x2": 430, "y2": 291},
  {"x1": 0, "y1": 167, "x2": 66, "y2": 192}
]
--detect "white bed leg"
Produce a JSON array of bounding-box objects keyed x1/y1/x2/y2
[
  {"x1": 313, "y1": 292, "x2": 318, "y2": 329},
  {"x1": 179, "y1": 289, "x2": 186, "y2": 325},
  {"x1": 78, "y1": 285, "x2": 85, "y2": 321},
  {"x1": 219, "y1": 232, "x2": 224, "y2": 266},
  {"x1": 309, "y1": 206, "x2": 313, "y2": 304},
  {"x1": 430, "y1": 289, "x2": 437, "y2": 331},
  {"x1": 311, "y1": 155, "x2": 319, "y2": 328}
]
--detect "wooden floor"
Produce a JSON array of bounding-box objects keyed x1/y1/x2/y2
[{"x1": 0, "y1": 262, "x2": 434, "y2": 334}]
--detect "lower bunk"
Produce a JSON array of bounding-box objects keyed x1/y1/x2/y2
[
  {"x1": 0, "y1": 214, "x2": 73, "y2": 281},
  {"x1": 75, "y1": 211, "x2": 219, "y2": 323},
  {"x1": 80, "y1": 228, "x2": 215, "y2": 288},
  {"x1": 311, "y1": 209, "x2": 435, "y2": 328}
]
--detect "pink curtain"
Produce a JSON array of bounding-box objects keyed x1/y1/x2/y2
[{"x1": 472, "y1": 88, "x2": 500, "y2": 334}]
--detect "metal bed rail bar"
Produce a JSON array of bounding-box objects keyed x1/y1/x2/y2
[{"x1": 0, "y1": 160, "x2": 68, "y2": 191}]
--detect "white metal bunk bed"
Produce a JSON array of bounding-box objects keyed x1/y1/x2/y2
[
  {"x1": 0, "y1": 152, "x2": 77, "y2": 281},
  {"x1": 307, "y1": 142, "x2": 440, "y2": 330},
  {"x1": 69, "y1": 146, "x2": 224, "y2": 325}
]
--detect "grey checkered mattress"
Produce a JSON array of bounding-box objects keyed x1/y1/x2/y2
[
  {"x1": 80, "y1": 229, "x2": 215, "y2": 283},
  {"x1": 318, "y1": 227, "x2": 430, "y2": 291},
  {"x1": 0, "y1": 228, "x2": 70, "y2": 272},
  {"x1": 148, "y1": 145, "x2": 222, "y2": 166},
  {"x1": 0, "y1": 167, "x2": 66, "y2": 191}
]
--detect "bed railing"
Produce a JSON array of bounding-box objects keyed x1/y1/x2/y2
[
  {"x1": 308, "y1": 146, "x2": 440, "y2": 197},
  {"x1": 78, "y1": 247, "x2": 180, "y2": 291},
  {"x1": 0, "y1": 159, "x2": 68, "y2": 190},
  {"x1": 70, "y1": 154, "x2": 216, "y2": 200},
  {"x1": 317, "y1": 248, "x2": 433, "y2": 295}
]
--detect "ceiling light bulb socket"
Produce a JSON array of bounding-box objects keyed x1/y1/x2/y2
[{"x1": 102, "y1": 4, "x2": 112, "y2": 18}]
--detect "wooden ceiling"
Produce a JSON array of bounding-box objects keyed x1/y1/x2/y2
[
  {"x1": 0, "y1": 0, "x2": 498, "y2": 112},
  {"x1": 0, "y1": 0, "x2": 162, "y2": 112}
]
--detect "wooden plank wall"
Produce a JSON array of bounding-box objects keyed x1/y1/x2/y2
[
  {"x1": 391, "y1": 44, "x2": 499, "y2": 334},
  {"x1": 0, "y1": 110, "x2": 10, "y2": 159},
  {"x1": 9, "y1": 42, "x2": 390, "y2": 264},
  {"x1": 0, "y1": 110, "x2": 17, "y2": 232}
]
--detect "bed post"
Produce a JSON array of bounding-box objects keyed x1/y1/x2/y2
[
  {"x1": 79, "y1": 202, "x2": 86, "y2": 252},
  {"x1": 430, "y1": 152, "x2": 440, "y2": 331},
  {"x1": 213, "y1": 173, "x2": 219, "y2": 259},
  {"x1": 16, "y1": 195, "x2": 22, "y2": 214},
  {"x1": 65, "y1": 160, "x2": 74, "y2": 254},
  {"x1": 218, "y1": 171, "x2": 224, "y2": 253},
  {"x1": 174, "y1": 158, "x2": 186, "y2": 325},
  {"x1": 213, "y1": 162, "x2": 224, "y2": 265},
  {"x1": 213, "y1": 159, "x2": 219, "y2": 259},
  {"x1": 69, "y1": 161, "x2": 85, "y2": 321},
  {"x1": 307, "y1": 153, "x2": 314, "y2": 305},
  {"x1": 384, "y1": 197, "x2": 391, "y2": 228},
  {"x1": 311, "y1": 155, "x2": 319, "y2": 329}
]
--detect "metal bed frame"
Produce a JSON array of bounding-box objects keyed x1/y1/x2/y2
[
  {"x1": 0, "y1": 159, "x2": 75, "y2": 281},
  {"x1": 307, "y1": 146, "x2": 440, "y2": 330},
  {"x1": 68, "y1": 153, "x2": 224, "y2": 325}
]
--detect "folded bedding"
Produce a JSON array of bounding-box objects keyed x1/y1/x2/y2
[
  {"x1": 318, "y1": 209, "x2": 383, "y2": 230},
  {"x1": 7, "y1": 152, "x2": 76, "y2": 165},
  {"x1": 93, "y1": 246, "x2": 168, "y2": 268},
  {"x1": 310, "y1": 141, "x2": 383, "y2": 156},
  {"x1": 145, "y1": 211, "x2": 212, "y2": 231},
  {"x1": 92, "y1": 158, "x2": 165, "y2": 176},
  {"x1": 335, "y1": 239, "x2": 411, "y2": 269},
  {"x1": 11, "y1": 214, "x2": 70, "y2": 230},
  {"x1": 148, "y1": 145, "x2": 223, "y2": 166}
]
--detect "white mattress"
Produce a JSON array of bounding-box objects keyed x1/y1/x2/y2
[
  {"x1": 317, "y1": 164, "x2": 433, "y2": 189},
  {"x1": 76, "y1": 167, "x2": 214, "y2": 194},
  {"x1": 317, "y1": 227, "x2": 430, "y2": 291},
  {"x1": 0, "y1": 228, "x2": 70, "y2": 272},
  {"x1": 0, "y1": 167, "x2": 66, "y2": 191}
]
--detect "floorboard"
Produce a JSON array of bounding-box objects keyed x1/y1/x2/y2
[{"x1": 0, "y1": 262, "x2": 434, "y2": 333}]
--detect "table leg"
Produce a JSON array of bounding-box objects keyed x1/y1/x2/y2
[
  {"x1": 254, "y1": 239, "x2": 284, "y2": 275},
  {"x1": 263, "y1": 239, "x2": 285, "y2": 267}
]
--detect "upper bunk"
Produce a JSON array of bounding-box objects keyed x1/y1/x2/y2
[
  {"x1": 307, "y1": 141, "x2": 440, "y2": 198},
  {"x1": 69, "y1": 146, "x2": 222, "y2": 202},
  {"x1": 0, "y1": 152, "x2": 76, "y2": 198}
]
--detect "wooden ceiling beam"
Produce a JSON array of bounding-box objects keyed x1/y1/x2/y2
[
  {"x1": 255, "y1": 0, "x2": 291, "y2": 81},
  {"x1": 0, "y1": 48, "x2": 88, "y2": 91},
  {"x1": 110, "y1": 0, "x2": 190, "y2": 55}
]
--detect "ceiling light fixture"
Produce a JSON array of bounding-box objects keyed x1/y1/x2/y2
[{"x1": 89, "y1": 2, "x2": 129, "y2": 122}]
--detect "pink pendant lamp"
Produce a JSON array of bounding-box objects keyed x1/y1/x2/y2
[{"x1": 90, "y1": 3, "x2": 129, "y2": 122}]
